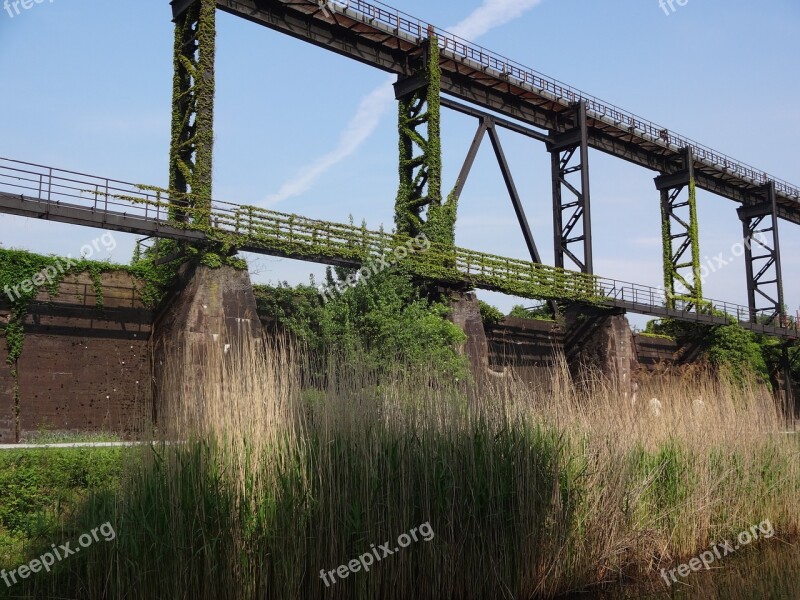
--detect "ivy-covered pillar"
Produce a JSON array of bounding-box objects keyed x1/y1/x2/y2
[
  {"x1": 169, "y1": 0, "x2": 216, "y2": 227},
  {"x1": 654, "y1": 148, "x2": 702, "y2": 310},
  {"x1": 393, "y1": 35, "x2": 457, "y2": 249}
]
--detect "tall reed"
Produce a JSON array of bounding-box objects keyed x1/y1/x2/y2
[{"x1": 14, "y1": 341, "x2": 800, "y2": 599}]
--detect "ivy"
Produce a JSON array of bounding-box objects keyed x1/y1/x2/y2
[
  {"x1": 395, "y1": 35, "x2": 459, "y2": 250},
  {"x1": 168, "y1": 0, "x2": 216, "y2": 224},
  {"x1": 645, "y1": 317, "x2": 772, "y2": 384},
  {"x1": 662, "y1": 177, "x2": 702, "y2": 308},
  {"x1": 0, "y1": 248, "x2": 172, "y2": 367}
]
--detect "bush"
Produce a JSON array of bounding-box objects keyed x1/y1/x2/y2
[
  {"x1": 0, "y1": 448, "x2": 123, "y2": 567},
  {"x1": 508, "y1": 303, "x2": 554, "y2": 321},
  {"x1": 478, "y1": 300, "x2": 504, "y2": 325},
  {"x1": 254, "y1": 268, "x2": 467, "y2": 379}
]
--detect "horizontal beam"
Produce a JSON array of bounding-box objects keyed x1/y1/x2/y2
[
  {"x1": 2, "y1": 186, "x2": 797, "y2": 340},
  {"x1": 0, "y1": 192, "x2": 207, "y2": 243},
  {"x1": 440, "y1": 98, "x2": 549, "y2": 143},
  {"x1": 654, "y1": 171, "x2": 692, "y2": 191}
]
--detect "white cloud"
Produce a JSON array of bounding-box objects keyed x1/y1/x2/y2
[
  {"x1": 262, "y1": 0, "x2": 544, "y2": 207},
  {"x1": 449, "y1": 0, "x2": 543, "y2": 39},
  {"x1": 263, "y1": 83, "x2": 394, "y2": 205}
]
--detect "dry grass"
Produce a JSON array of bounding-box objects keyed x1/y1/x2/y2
[{"x1": 16, "y1": 341, "x2": 800, "y2": 599}]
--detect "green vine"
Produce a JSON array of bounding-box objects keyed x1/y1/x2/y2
[
  {"x1": 0, "y1": 248, "x2": 173, "y2": 367},
  {"x1": 662, "y1": 177, "x2": 702, "y2": 309},
  {"x1": 395, "y1": 36, "x2": 458, "y2": 249},
  {"x1": 168, "y1": 0, "x2": 216, "y2": 229}
]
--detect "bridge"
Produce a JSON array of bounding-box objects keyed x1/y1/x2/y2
[
  {"x1": 0, "y1": 157, "x2": 796, "y2": 340},
  {"x1": 1, "y1": 0, "x2": 798, "y2": 341}
]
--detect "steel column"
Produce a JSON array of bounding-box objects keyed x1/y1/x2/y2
[
  {"x1": 169, "y1": 0, "x2": 216, "y2": 226},
  {"x1": 393, "y1": 35, "x2": 458, "y2": 247},
  {"x1": 547, "y1": 101, "x2": 593, "y2": 274},
  {"x1": 737, "y1": 181, "x2": 785, "y2": 324},
  {"x1": 654, "y1": 148, "x2": 702, "y2": 310}
]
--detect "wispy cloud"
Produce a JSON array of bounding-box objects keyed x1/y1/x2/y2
[
  {"x1": 263, "y1": 83, "x2": 394, "y2": 205},
  {"x1": 449, "y1": 0, "x2": 543, "y2": 39},
  {"x1": 262, "y1": 0, "x2": 544, "y2": 207}
]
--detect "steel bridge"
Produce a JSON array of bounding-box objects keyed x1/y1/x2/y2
[
  {"x1": 1, "y1": 0, "x2": 798, "y2": 341},
  {"x1": 0, "y1": 157, "x2": 797, "y2": 340}
]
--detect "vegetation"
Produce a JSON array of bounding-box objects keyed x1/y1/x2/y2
[
  {"x1": 254, "y1": 267, "x2": 468, "y2": 380},
  {"x1": 645, "y1": 317, "x2": 793, "y2": 385},
  {"x1": 477, "y1": 299, "x2": 504, "y2": 325},
  {"x1": 478, "y1": 301, "x2": 555, "y2": 325},
  {"x1": 0, "y1": 446, "x2": 123, "y2": 568},
  {"x1": 508, "y1": 303, "x2": 555, "y2": 321},
  {"x1": 395, "y1": 35, "x2": 459, "y2": 249},
  {"x1": 0, "y1": 247, "x2": 174, "y2": 365},
  {"x1": 4, "y1": 343, "x2": 798, "y2": 599}
]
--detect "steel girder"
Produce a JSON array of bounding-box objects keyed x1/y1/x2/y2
[
  {"x1": 169, "y1": 0, "x2": 216, "y2": 226},
  {"x1": 216, "y1": 0, "x2": 800, "y2": 225},
  {"x1": 450, "y1": 113, "x2": 542, "y2": 265},
  {"x1": 393, "y1": 36, "x2": 448, "y2": 243}
]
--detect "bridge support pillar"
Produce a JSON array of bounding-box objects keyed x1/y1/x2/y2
[
  {"x1": 152, "y1": 262, "x2": 263, "y2": 426},
  {"x1": 563, "y1": 305, "x2": 639, "y2": 400},
  {"x1": 169, "y1": 0, "x2": 216, "y2": 223},
  {"x1": 737, "y1": 181, "x2": 785, "y2": 324},
  {"x1": 654, "y1": 148, "x2": 702, "y2": 310},
  {"x1": 449, "y1": 292, "x2": 490, "y2": 376},
  {"x1": 547, "y1": 100, "x2": 593, "y2": 274}
]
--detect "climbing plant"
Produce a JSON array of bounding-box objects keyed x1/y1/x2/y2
[
  {"x1": 0, "y1": 248, "x2": 171, "y2": 366},
  {"x1": 661, "y1": 177, "x2": 704, "y2": 309},
  {"x1": 395, "y1": 35, "x2": 459, "y2": 250},
  {"x1": 168, "y1": 0, "x2": 224, "y2": 266},
  {"x1": 646, "y1": 317, "x2": 771, "y2": 384}
]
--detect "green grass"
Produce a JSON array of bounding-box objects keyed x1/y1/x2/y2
[
  {"x1": 0, "y1": 447, "x2": 124, "y2": 569},
  {"x1": 19, "y1": 430, "x2": 124, "y2": 445}
]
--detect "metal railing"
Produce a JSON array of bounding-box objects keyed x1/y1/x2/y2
[
  {"x1": 0, "y1": 157, "x2": 796, "y2": 336},
  {"x1": 314, "y1": 0, "x2": 800, "y2": 200}
]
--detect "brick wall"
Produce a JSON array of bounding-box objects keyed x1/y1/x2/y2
[
  {"x1": 0, "y1": 271, "x2": 152, "y2": 442},
  {"x1": 486, "y1": 317, "x2": 679, "y2": 375}
]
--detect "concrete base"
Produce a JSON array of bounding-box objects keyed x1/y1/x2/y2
[
  {"x1": 449, "y1": 292, "x2": 489, "y2": 376},
  {"x1": 152, "y1": 261, "x2": 263, "y2": 421},
  {"x1": 563, "y1": 305, "x2": 639, "y2": 399}
]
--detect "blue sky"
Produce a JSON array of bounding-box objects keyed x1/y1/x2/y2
[{"x1": 1, "y1": 0, "x2": 798, "y2": 326}]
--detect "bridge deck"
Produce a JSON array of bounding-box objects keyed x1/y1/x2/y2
[
  {"x1": 1, "y1": 158, "x2": 796, "y2": 340},
  {"x1": 216, "y1": 0, "x2": 800, "y2": 224}
]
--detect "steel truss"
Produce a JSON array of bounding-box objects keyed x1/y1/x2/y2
[
  {"x1": 169, "y1": 0, "x2": 216, "y2": 226},
  {"x1": 738, "y1": 181, "x2": 785, "y2": 324},
  {"x1": 547, "y1": 101, "x2": 593, "y2": 274}
]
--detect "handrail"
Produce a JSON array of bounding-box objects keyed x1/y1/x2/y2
[{"x1": 313, "y1": 0, "x2": 799, "y2": 200}]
